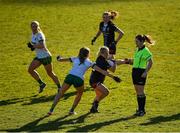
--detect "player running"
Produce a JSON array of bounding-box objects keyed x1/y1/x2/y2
[
  {"x1": 48, "y1": 47, "x2": 120, "y2": 115},
  {"x1": 89, "y1": 46, "x2": 121, "y2": 113},
  {"x1": 27, "y1": 21, "x2": 61, "y2": 93}
]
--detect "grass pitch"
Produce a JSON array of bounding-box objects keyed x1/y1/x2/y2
[{"x1": 0, "y1": 0, "x2": 180, "y2": 132}]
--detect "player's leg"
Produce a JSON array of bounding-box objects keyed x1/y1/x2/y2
[
  {"x1": 69, "y1": 85, "x2": 84, "y2": 115},
  {"x1": 108, "y1": 43, "x2": 116, "y2": 59},
  {"x1": 48, "y1": 82, "x2": 71, "y2": 115},
  {"x1": 28, "y1": 59, "x2": 46, "y2": 92},
  {"x1": 95, "y1": 83, "x2": 109, "y2": 101},
  {"x1": 132, "y1": 68, "x2": 146, "y2": 116},
  {"x1": 134, "y1": 84, "x2": 146, "y2": 116},
  {"x1": 90, "y1": 83, "x2": 109, "y2": 113},
  {"x1": 44, "y1": 63, "x2": 61, "y2": 91}
]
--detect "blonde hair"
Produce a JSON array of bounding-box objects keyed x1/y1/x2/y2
[
  {"x1": 103, "y1": 10, "x2": 119, "y2": 20},
  {"x1": 98, "y1": 46, "x2": 109, "y2": 57},
  {"x1": 31, "y1": 21, "x2": 41, "y2": 32}
]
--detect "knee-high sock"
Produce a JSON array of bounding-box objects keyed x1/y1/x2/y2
[{"x1": 137, "y1": 94, "x2": 146, "y2": 111}]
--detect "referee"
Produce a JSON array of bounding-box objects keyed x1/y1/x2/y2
[{"x1": 126, "y1": 34, "x2": 154, "y2": 116}]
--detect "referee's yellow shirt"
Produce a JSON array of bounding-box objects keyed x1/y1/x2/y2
[{"x1": 133, "y1": 46, "x2": 152, "y2": 69}]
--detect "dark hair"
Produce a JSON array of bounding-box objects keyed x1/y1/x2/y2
[
  {"x1": 78, "y1": 47, "x2": 90, "y2": 65},
  {"x1": 103, "y1": 10, "x2": 119, "y2": 20},
  {"x1": 136, "y1": 34, "x2": 155, "y2": 45}
]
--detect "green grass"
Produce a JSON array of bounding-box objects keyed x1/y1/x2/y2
[{"x1": 0, "y1": 0, "x2": 180, "y2": 132}]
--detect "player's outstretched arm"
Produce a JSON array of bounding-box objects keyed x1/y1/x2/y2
[
  {"x1": 56, "y1": 55, "x2": 71, "y2": 62},
  {"x1": 106, "y1": 73, "x2": 122, "y2": 83},
  {"x1": 93, "y1": 65, "x2": 121, "y2": 83},
  {"x1": 93, "y1": 65, "x2": 109, "y2": 76},
  {"x1": 116, "y1": 58, "x2": 133, "y2": 65}
]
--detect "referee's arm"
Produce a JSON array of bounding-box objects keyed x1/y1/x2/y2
[{"x1": 145, "y1": 58, "x2": 153, "y2": 73}]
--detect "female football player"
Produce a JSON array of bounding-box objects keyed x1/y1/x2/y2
[
  {"x1": 91, "y1": 10, "x2": 124, "y2": 59},
  {"x1": 27, "y1": 21, "x2": 61, "y2": 93},
  {"x1": 121, "y1": 34, "x2": 154, "y2": 116},
  {"x1": 48, "y1": 47, "x2": 120, "y2": 115},
  {"x1": 89, "y1": 46, "x2": 121, "y2": 113}
]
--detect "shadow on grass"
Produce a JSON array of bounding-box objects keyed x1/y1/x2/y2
[
  {"x1": 1, "y1": 112, "x2": 91, "y2": 132},
  {"x1": 67, "y1": 115, "x2": 137, "y2": 132},
  {"x1": 1, "y1": 113, "x2": 136, "y2": 132},
  {"x1": 0, "y1": 87, "x2": 92, "y2": 106},
  {"x1": 22, "y1": 86, "x2": 92, "y2": 105},
  {"x1": 140, "y1": 113, "x2": 180, "y2": 126},
  {"x1": 0, "y1": 94, "x2": 38, "y2": 106}
]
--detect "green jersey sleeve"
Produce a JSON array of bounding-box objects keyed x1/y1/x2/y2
[{"x1": 144, "y1": 48, "x2": 152, "y2": 61}]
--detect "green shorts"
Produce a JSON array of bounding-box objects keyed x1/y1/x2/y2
[
  {"x1": 34, "y1": 56, "x2": 52, "y2": 65},
  {"x1": 64, "y1": 74, "x2": 84, "y2": 88}
]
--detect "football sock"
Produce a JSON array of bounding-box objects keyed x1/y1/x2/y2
[
  {"x1": 37, "y1": 79, "x2": 43, "y2": 85},
  {"x1": 94, "y1": 100, "x2": 99, "y2": 109},
  {"x1": 142, "y1": 95, "x2": 146, "y2": 112},
  {"x1": 50, "y1": 104, "x2": 55, "y2": 112},
  {"x1": 56, "y1": 83, "x2": 61, "y2": 88},
  {"x1": 137, "y1": 95, "x2": 140, "y2": 111},
  {"x1": 70, "y1": 108, "x2": 74, "y2": 112},
  {"x1": 137, "y1": 94, "x2": 146, "y2": 112}
]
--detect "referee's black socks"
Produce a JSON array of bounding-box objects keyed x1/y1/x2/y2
[{"x1": 137, "y1": 94, "x2": 146, "y2": 112}]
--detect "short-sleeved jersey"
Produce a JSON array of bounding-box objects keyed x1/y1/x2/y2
[
  {"x1": 133, "y1": 46, "x2": 152, "y2": 69},
  {"x1": 99, "y1": 21, "x2": 119, "y2": 46},
  {"x1": 31, "y1": 32, "x2": 51, "y2": 59},
  {"x1": 90, "y1": 56, "x2": 114, "y2": 83},
  {"x1": 69, "y1": 57, "x2": 94, "y2": 80}
]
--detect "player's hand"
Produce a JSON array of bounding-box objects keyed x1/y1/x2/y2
[
  {"x1": 113, "y1": 76, "x2": 122, "y2": 83},
  {"x1": 124, "y1": 58, "x2": 130, "y2": 64},
  {"x1": 141, "y1": 72, "x2": 147, "y2": 78},
  {"x1": 27, "y1": 42, "x2": 35, "y2": 51},
  {"x1": 27, "y1": 42, "x2": 33, "y2": 48},
  {"x1": 91, "y1": 37, "x2": 97, "y2": 45},
  {"x1": 56, "y1": 55, "x2": 61, "y2": 61}
]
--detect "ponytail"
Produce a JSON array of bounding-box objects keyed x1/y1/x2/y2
[
  {"x1": 103, "y1": 10, "x2": 119, "y2": 20},
  {"x1": 108, "y1": 10, "x2": 119, "y2": 20},
  {"x1": 136, "y1": 34, "x2": 155, "y2": 46},
  {"x1": 78, "y1": 47, "x2": 90, "y2": 65},
  {"x1": 143, "y1": 35, "x2": 155, "y2": 45}
]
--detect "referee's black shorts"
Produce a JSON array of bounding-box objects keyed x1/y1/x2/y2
[{"x1": 132, "y1": 68, "x2": 147, "y2": 85}]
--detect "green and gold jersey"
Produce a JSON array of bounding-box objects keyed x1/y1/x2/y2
[{"x1": 133, "y1": 46, "x2": 152, "y2": 69}]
